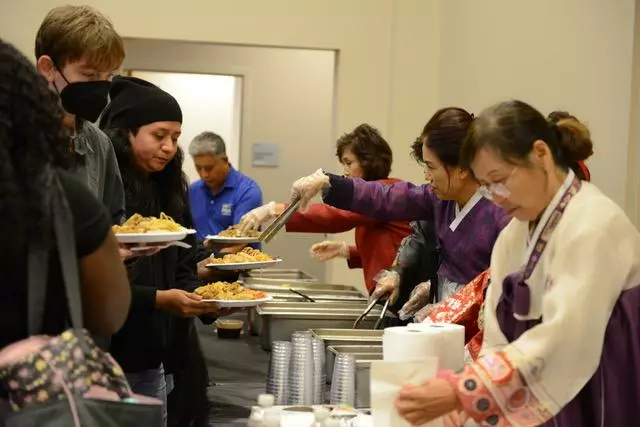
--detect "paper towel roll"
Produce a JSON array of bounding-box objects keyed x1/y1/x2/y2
[{"x1": 383, "y1": 324, "x2": 465, "y2": 371}]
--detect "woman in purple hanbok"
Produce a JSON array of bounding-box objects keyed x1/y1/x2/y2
[
  {"x1": 394, "y1": 100, "x2": 640, "y2": 426},
  {"x1": 290, "y1": 108, "x2": 510, "y2": 318}
]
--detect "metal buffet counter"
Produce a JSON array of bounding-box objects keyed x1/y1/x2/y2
[{"x1": 200, "y1": 270, "x2": 392, "y2": 425}]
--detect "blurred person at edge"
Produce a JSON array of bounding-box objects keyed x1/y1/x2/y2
[
  {"x1": 238, "y1": 124, "x2": 411, "y2": 294},
  {"x1": 99, "y1": 76, "x2": 236, "y2": 427},
  {"x1": 0, "y1": 41, "x2": 130, "y2": 357}
]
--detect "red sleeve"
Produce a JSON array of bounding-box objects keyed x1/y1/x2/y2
[
  {"x1": 347, "y1": 245, "x2": 362, "y2": 269},
  {"x1": 285, "y1": 203, "x2": 380, "y2": 234}
]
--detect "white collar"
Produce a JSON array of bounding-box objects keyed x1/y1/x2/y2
[
  {"x1": 524, "y1": 169, "x2": 575, "y2": 260},
  {"x1": 449, "y1": 189, "x2": 483, "y2": 232}
]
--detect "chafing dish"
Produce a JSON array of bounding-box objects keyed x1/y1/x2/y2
[
  {"x1": 257, "y1": 307, "x2": 383, "y2": 351},
  {"x1": 311, "y1": 328, "x2": 384, "y2": 377},
  {"x1": 242, "y1": 279, "x2": 364, "y2": 294},
  {"x1": 354, "y1": 354, "x2": 383, "y2": 408},
  {"x1": 249, "y1": 301, "x2": 376, "y2": 335},
  {"x1": 245, "y1": 268, "x2": 316, "y2": 281},
  {"x1": 325, "y1": 345, "x2": 383, "y2": 382},
  {"x1": 247, "y1": 293, "x2": 369, "y2": 336}
]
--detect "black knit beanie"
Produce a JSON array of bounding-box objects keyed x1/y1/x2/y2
[{"x1": 99, "y1": 76, "x2": 182, "y2": 131}]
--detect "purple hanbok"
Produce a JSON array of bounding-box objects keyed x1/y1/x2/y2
[{"x1": 323, "y1": 174, "x2": 510, "y2": 296}]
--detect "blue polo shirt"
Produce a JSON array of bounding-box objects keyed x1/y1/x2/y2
[{"x1": 189, "y1": 167, "x2": 263, "y2": 242}]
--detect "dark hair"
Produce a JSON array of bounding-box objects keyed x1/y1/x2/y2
[
  {"x1": 547, "y1": 111, "x2": 592, "y2": 181},
  {"x1": 0, "y1": 41, "x2": 72, "y2": 256},
  {"x1": 462, "y1": 100, "x2": 594, "y2": 171},
  {"x1": 104, "y1": 127, "x2": 189, "y2": 221},
  {"x1": 420, "y1": 107, "x2": 475, "y2": 168},
  {"x1": 410, "y1": 137, "x2": 424, "y2": 164},
  {"x1": 335, "y1": 124, "x2": 393, "y2": 181}
]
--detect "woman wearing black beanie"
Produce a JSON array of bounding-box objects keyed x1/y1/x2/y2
[{"x1": 100, "y1": 76, "x2": 220, "y2": 427}]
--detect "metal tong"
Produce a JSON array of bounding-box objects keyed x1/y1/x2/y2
[
  {"x1": 259, "y1": 198, "x2": 302, "y2": 244},
  {"x1": 352, "y1": 297, "x2": 391, "y2": 330},
  {"x1": 289, "y1": 288, "x2": 316, "y2": 302}
]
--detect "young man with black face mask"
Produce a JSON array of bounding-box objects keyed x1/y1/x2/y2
[{"x1": 35, "y1": 5, "x2": 125, "y2": 225}]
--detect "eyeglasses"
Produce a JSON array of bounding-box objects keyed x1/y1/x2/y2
[{"x1": 478, "y1": 168, "x2": 517, "y2": 200}]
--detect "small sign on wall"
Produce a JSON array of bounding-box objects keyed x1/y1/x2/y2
[{"x1": 252, "y1": 142, "x2": 280, "y2": 167}]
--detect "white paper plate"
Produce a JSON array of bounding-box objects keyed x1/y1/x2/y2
[
  {"x1": 129, "y1": 241, "x2": 192, "y2": 252},
  {"x1": 115, "y1": 228, "x2": 195, "y2": 244},
  {"x1": 201, "y1": 295, "x2": 273, "y2": 308},
  {"x1": 204, "y1": 235, "x2": 261, "y2": 245},
  {"x1": 205, "y1": 259, "x2": 282, "y2": 270}
]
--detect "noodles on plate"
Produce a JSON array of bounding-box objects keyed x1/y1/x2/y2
[
  {"x1": 216, "y1": 225, "x2": 261, "y2": 238},
  {"x1": 195, "y1": 282, "x2": 267, "y2": 300},
  {"x1": 208, "y1": 248, "x2": 273, "y2": 264},
  {"x1": 112, "y1": 212, "x2": 184, "y2": 234}
]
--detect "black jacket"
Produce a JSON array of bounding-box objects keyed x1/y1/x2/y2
[
  {"x1": 390, "y1": 220, "x2": 439, "y2": 313},
  {"x1": 108, "y1": 183, "x2": 200, "y2": 373},
  {"x1": 108, "y1": 131, "x2": 200, "y2": 373}
]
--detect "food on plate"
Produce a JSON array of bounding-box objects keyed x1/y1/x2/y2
[
  {"x1": 112, "y1": 213, "x2": 183, "y2": 234},
  {"x1": 195, "y1": 282, "x2": 267, "y2": 300},
  {"x1": 208, "y1": 248, "x2": 274, "y2": 264},
  {"x1": 216, "y1": 225, "x2": 261, "y2": 238}
]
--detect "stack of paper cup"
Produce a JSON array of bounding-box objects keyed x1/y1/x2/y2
[{"x1": 382, "y1": 323, "x2": 465, "y2": 371}]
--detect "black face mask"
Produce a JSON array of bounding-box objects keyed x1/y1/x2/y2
[{"x1": 54, "y1": 70, "x2": 110, "y2": 123}]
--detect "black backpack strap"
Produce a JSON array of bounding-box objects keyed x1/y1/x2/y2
[
  {"x1": 27, "y1": 240, "x2": 49, "y2": 336},
  {"x1": 27, "y1": 169, "x2": 85, "y2": 338}
]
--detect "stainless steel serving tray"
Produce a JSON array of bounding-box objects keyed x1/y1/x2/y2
[
  {"x1": 248, "y1": 301, "x2": 373, "y2": 335},
  {"x1": 353, "y1": 354, "x2": 383, "y2": 409},
  {"x1": 311, "y1": 329, "x2": 384, "y2": 377},
  {"x1": 325, "y1": 345, "x2": 383, "y2": 381},
  {"x1": 243, "y1": 280, "x2": 364, "y2": 294},
  {"x1": 245, "y1": 269, "x2": 317, "y2": 281},
  {"x1": 257, "y1": 309, "x2": 382, "y2": 351},
  {"x1": 242, "y1": 277, "x2": 321, "y2": 286}
]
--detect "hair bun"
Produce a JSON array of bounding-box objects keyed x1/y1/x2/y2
[{"x1": 555, "y1": 117, "x2": 594, "y2": 163}]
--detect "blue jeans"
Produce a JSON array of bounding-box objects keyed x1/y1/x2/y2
[{"x1": 126, "y1": 364, "x2": 168, "y2": 427}]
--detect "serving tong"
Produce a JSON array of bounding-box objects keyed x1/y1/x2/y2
[
  {"x1": 259, "y1": 198, "x2": 302, "y2": 243},
  {"x1": 352, "y1": 297, "x2": 391, "y2": 330}
]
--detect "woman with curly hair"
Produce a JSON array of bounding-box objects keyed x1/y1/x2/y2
[
  {"x1": 238, "y1": 124, "x2": 411, "y2": 294},
  {"x1": 0, "y1": 41, "x2": 130, "y2": 347}
]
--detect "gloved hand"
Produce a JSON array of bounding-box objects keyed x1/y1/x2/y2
[
  {"x1": 370, "y1": 270, "x2": 400, "y2": 304},
  {"x1": 414, "y1": 303, "x2": 438, "y2": 323},
  {"x1": 309, "y1": 241, "x2": 349, "y2": 261},
  {"x1": 397, "y1": 281, "x2": 431, "y2": 321},
  {"x1": 238, "y1": 201, "x2": 278, "y2": 235},
  {"x1": 290, "y1": 168, "x2": 330, "y2": 211}
]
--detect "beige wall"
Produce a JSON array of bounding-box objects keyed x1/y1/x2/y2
[
  {"x1": 122, "y1": 40, "x2": 337, "y2": 284},
  {"x1": 439, "y1": 0, "x2": 636, "y2": 208},
  {"x1": 2, "y1": 0, "x2": 637, "y2": 289}
]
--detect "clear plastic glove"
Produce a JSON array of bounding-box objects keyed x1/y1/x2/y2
[
  {"x1": 290, "y1": 168, "x2": 330, "y2": 211},
  {"x1": 238, "y1": 201, "x2": 278, "y2": 235},
  {"x1": 397, "y1": 281, "x2": 431, "y2": 321},
  {"x1": 414, "y1": 303, "x2": 438, "y2": 323},
  {"x1": 370, "y1": 270, "x2": 400, "y2": 304},
  {"x1": 309, "y1": 241, "x2": 349, "y2": 261}
]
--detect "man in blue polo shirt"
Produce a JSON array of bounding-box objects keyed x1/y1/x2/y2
[{"x1": 188, "y1": 131, "x2": 263, "y2": 243}]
